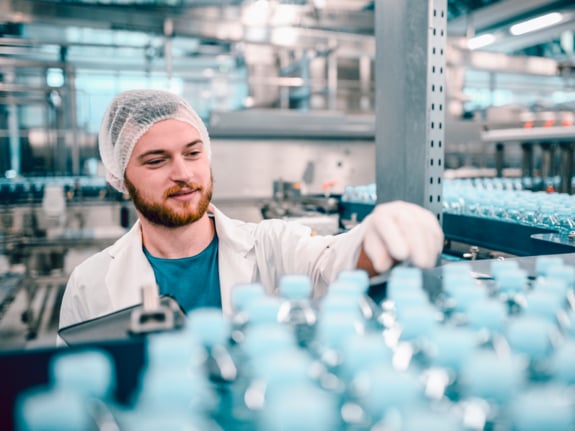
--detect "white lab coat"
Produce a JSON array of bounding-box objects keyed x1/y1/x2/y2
[{"x1": 58, "y1": 204, "x2": 367, "y2": 338}]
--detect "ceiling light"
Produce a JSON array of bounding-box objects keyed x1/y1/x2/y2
[
  {"x1": 243, "y1": 0, "x2": 270, "y2": 27},
  {"x1": 467, "y1": 34, "x2": 496, "y2": 50},
  {"x1": 509, "y1": 12, "x2": 563, "y2": 36},
  {"x1": 271, "y1": 27, "x2": 299, "y2": 46}
]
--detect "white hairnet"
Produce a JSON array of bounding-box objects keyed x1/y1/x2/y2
[{"x1": 98, "y1": 89, "x2": 211, "y2": 193}]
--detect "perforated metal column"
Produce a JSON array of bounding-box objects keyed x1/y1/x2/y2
[{"x1": 374, "y1": 0, "x2": 446, "y2": 223}]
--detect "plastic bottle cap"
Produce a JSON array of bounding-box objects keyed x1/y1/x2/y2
[
  {"x1": 506, "y1": 315, "x2": 557, "y2": 360},
  {"x1": 243, "y1": 296, "x2": 282, "y2": 325},
  {"x1": 336, "y1": 270, "x2": 369, "y2": 293},
  {"x1": 50, "y1": 349, "x2": 115, "y2": 399},
  {"x1": 136, "y1": 367, "x2": 214, "y2": 413},
  {"x1": 460, "y1": 350, "x2": 526, "y2": 404},
  {"x1": 242, "y1": 324, "x2": 296, "y2": 359},
  {"x1": 279, "y1": 274, "x2": 312, "y2": 300},
  {"x1": 338, "y1": 333, "x2": 393, "y2": 381},
  {"x1": 549, "y1": 340, "x2": 575, "y2": 385},
  {"x1": 231, "y1": 282, "x2": 266, "y2": 312},
  {"x1": 511, "y1": 384, "x2": 575, "y2": 431},
  {"x1": 356, "y1": 365, "x2": 423, "y2": 419},
  {"x1": 395, "y1": 305, "x2": 439, "y2": 341},
  {"x1": 186, "y1": 308, "x2": 231, "y2": 346},
  {"x1": 260, "y1": 383, "x2": 338, "y2": 431},
  {"x1": 16, "y1": 387, "x2": 93, "y2": 431},
  {"x1": 466, "y1": 299, "x2": 507, "y2": 333},
  {"x1": 427, "y1": 326, "x2": 478, "y2": 373}
]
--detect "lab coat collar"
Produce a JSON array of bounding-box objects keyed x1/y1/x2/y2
[
  {"x1": 105, "y1": 220, "x2": 153, "y2": 310},
  {"x1": 208, "y1": 204, "x2": 256, "y2": 255},
  {"x1": 104, "y1": 204, "x2": 257, "y2": 315}
]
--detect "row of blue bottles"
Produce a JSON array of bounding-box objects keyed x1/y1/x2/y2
[
  {"x1": 15, "y1": 349, "x2": 120, "y2": 431},
  {"x1": 16, "y1": 260, "x2": 575, "y2": 431},
  {"x1": 443, "y1": 178, "x2": 575, "y2": 235}
]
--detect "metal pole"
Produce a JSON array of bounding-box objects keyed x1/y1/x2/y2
[
  {"x1": 67, "y1": 67, "x2": 79, "y2": 176},
  {"x1": 495, "y1": 142, "x2": 504, "y2": 178},
  {"x1": 520, "y1": 142, "x2": 534, "y2": 178},
  {"x1": 374, "y1": 0, "x2": 446, "y2": 222},
  {"x1": 6, "y1": 69, "x2": 20, "y2": 175},
  {"x1": 558, "y1": 142, "x2": 573, "y2": 194},
  {"x1": 327, "y1": 43, "x2": 338, "y2": 111},
  {"x1": 359, "y1": 55, "x2": 371, "y2": 112},
  {"x1": 540, "y1": 141, "x2": 555, "y2": 183}
]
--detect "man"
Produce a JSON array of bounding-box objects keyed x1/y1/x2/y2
[{"x1": 58, "y1": 89, "x2": 444, "y2": 336}]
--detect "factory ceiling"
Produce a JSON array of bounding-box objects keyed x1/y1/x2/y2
[{"x1": 0, "y1": 0, "x2": 573, "y2": 70}]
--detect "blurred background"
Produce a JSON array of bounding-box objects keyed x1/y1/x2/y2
[{"x1": 0, "y1": 0, "x2": 574, "y2": 349}]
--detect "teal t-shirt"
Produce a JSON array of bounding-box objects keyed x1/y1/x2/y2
[{"x1": 143, "y1": 234, "x2": 221, "y2": 313}]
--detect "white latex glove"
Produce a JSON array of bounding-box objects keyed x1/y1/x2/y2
[{"x1": 362, "y1": 201, "x2": 444, "y2": 273}]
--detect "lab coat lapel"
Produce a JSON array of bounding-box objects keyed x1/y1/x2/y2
[
  {"x1": 105, "y1": 221, "x2": 156, "y2": 310},
  {"x1": 210, "y1": 205, "x2": 257, "y2": 315}
]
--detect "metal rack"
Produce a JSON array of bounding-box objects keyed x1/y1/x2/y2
[
  {"x1": 481, "y1": 126, "x2": 575, "y2": 193},
  {"x1": 375, "y1": 0, "x2": 446, "y2": 220}
]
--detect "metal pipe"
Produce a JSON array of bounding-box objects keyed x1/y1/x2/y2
[
  {"x1": 5, "y1": 70, "x2": 21, "y2": 175},
  {"x1": 327, "y1": 42, "x2": 338, "y2": 111},
  {"x1": 495, "y1": 142, "x2": 504, "y2": 178},
  {"x1": 540, "y1": 141, "x2": 555, "y2": 181},
  {"x1": 164, "y1": 17, "x2": 174, "y2": 84},
  {"x1": 299, "y1": 50, "x2": 311, "y2": 111},
  {"x1": 359, "y1": 54, "x2": 371, "y2": 112},
  {"x1": 67, "y1": 68, "x2": 79, "y2": 176},
  {"x1": 558, "y1": 142, "x2": 573, "y2": 194},
  {"x1": 0, "y1": 83, "x2": 55, "y2": 93},
  {"x1": 520, "y1": 142, "x2": 534, "y2": 178}
]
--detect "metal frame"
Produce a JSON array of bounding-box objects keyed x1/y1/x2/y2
[{"x1": 374, "y1": 0, "x2": 446, "y2": 222}]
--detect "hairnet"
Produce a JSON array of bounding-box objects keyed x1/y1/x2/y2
[{"x1": 98, "y1": 89, "x2": 211, "y2": 193}]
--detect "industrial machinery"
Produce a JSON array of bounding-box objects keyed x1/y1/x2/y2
[
  {"x1": 1, "y1": 0, "x2": 575, "y2": 429},
  {"x1": 0, "y1": 176, "x2": 131, "y2": 349},
  {"x1": 260, "y1": 179, "x2": 341, "y2": 235}
]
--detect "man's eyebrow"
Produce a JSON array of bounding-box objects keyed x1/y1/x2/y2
[
  {"x1": 136, "y1": 139, "x2": 203, "y2": 160},
  {"x1": 137, "y1": 149, "x2": 168, "y2": 161},
  {"x1": 185, "y1": 139, "x2": 203, "y2": 149}
]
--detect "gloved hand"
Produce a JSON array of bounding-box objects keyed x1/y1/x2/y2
[{"x1": 361, "y1": 200, "x2": 444, "y2": 273}]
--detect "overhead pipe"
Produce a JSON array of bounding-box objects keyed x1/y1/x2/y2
[
  {"x1": 163, "y1": 17, "x2": 174, "y2": 85},
  {"x1": 6, "y1": 69, "x2": 21, "y2": 176},
  {"x1": 326, "y1": 40, "x2": 338, "y2": 111}
]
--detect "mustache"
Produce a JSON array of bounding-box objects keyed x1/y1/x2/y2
[{"x1": 163, "y1": 182, "x2": 203, "y2": 198}]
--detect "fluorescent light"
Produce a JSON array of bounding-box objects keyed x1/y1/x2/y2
[
  {"x1": 271, "y1": 27, "x2": 298, "y2": 46},
  {"x1": 243, "y1": 0, "x2": 270, "y2": 27},
  {"x1": 467, "y1": 33, "x2": 496, "y2": 50},
  {"x1": 509, "y1": 12, "x2": 563, "y2": 36}
]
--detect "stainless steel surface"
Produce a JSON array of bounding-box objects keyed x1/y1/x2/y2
[
  {"x1": 482, "y1": 126, "x2": 575, "y2": 143},
  {"x1": 210, "y1": 109, "x2": 375, "y2": 138},
  {"x1": 374, "y1": 0, "x2": 446, "y2": 221},
  {"x1": 210, "y1": 138, "x2": 375, "y2": 201}
]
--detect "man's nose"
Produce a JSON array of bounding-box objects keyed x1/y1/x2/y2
[{"x1": 170, "y1": 156, "x2": 193, "y2": 182}]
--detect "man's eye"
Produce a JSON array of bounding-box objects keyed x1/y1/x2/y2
[
  {"x1": 186, "y1": 151, "x2": 201, "y2": 157},
  {"x1": 145, "y1": 158, "x2": 164, "y2": 166}
]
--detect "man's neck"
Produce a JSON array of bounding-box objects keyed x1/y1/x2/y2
[{"x1": 139, "y1": 212, "x2": 215, "y2": 259}]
